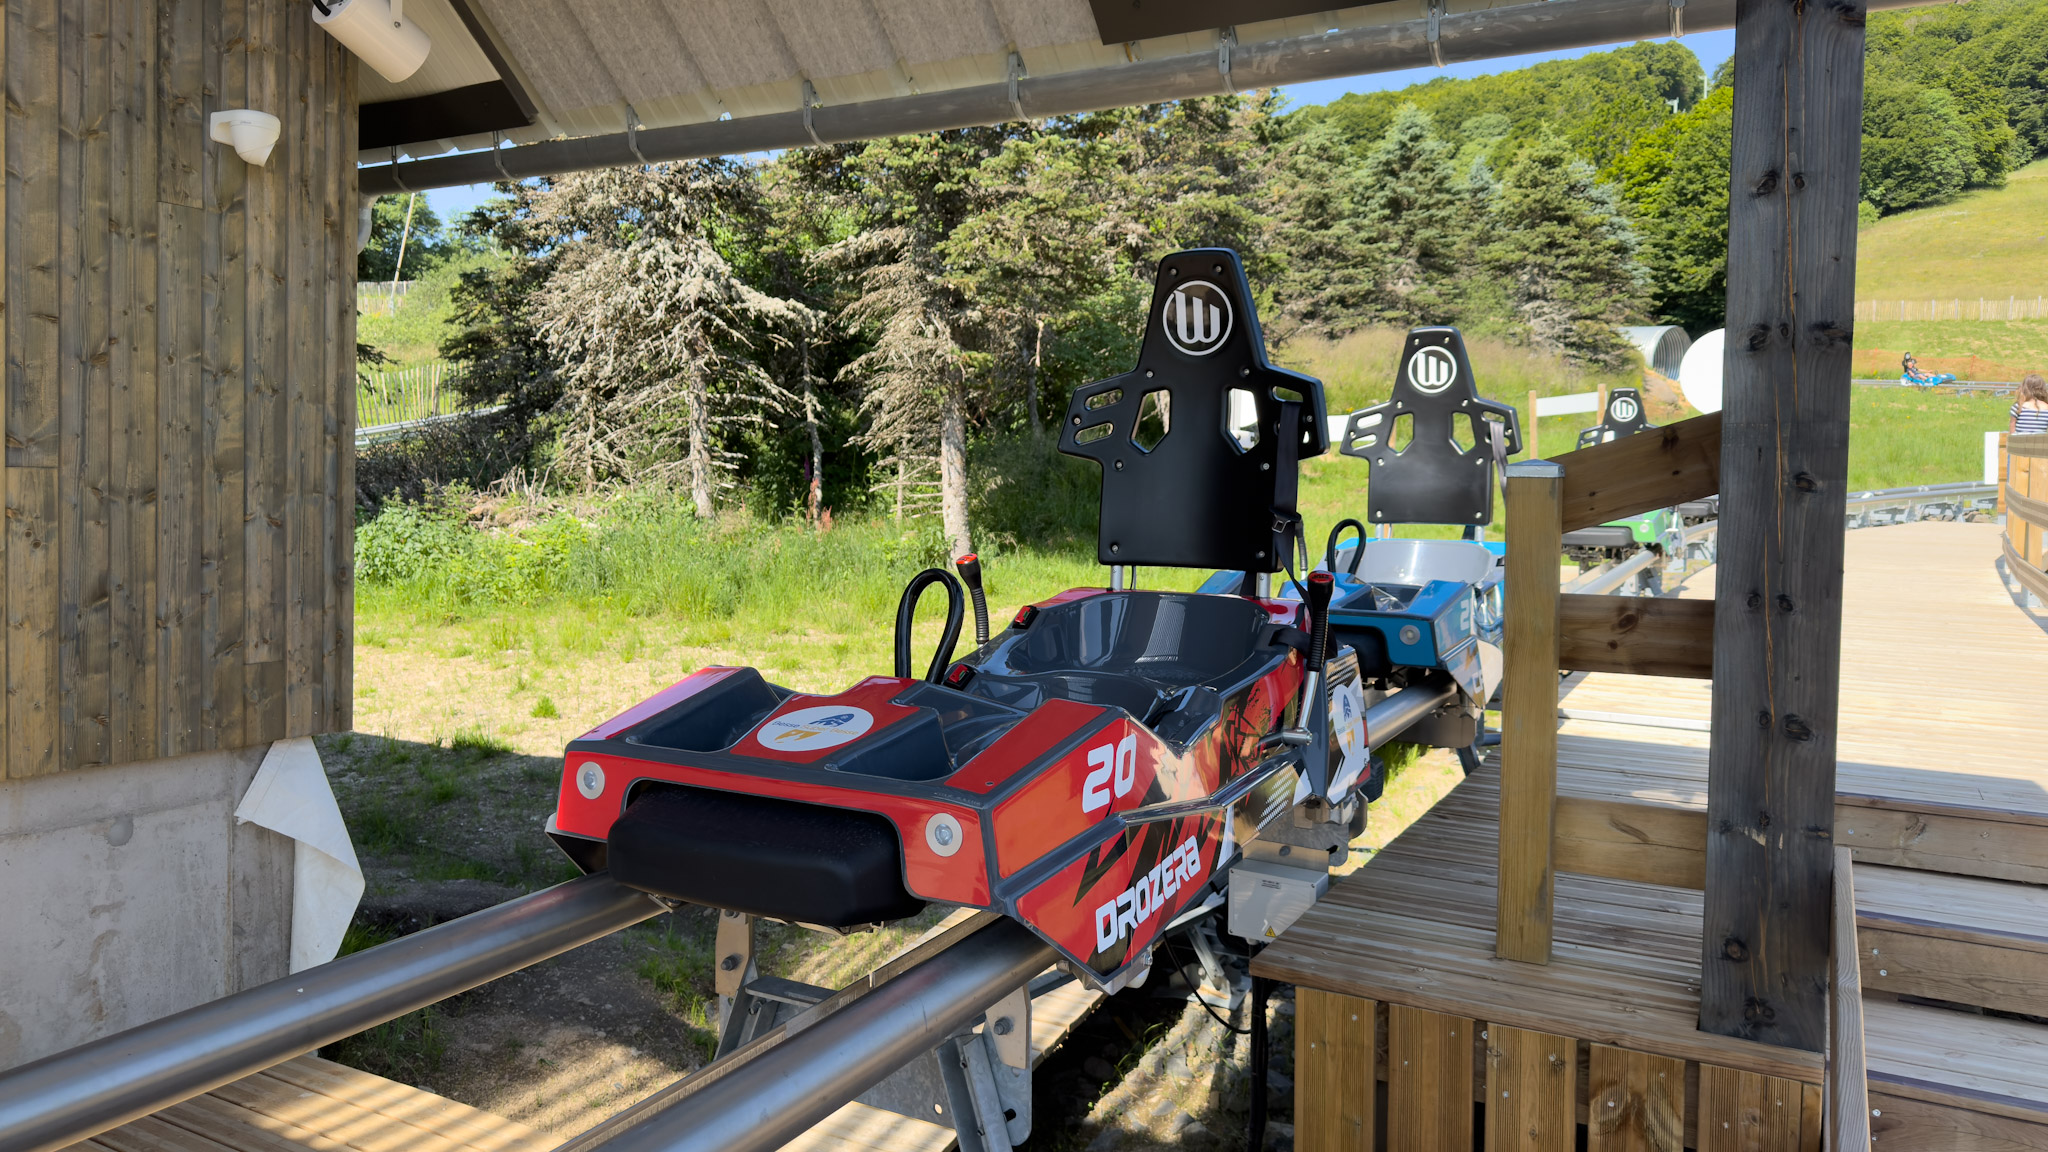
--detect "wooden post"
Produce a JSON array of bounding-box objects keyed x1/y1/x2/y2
[
  {"x1": 1498, "y1": 460, "x2": 1563, "y2": 963},
  {"x1": 1997, "y1": 432, "x2": 2009, "y2": 517},
  {"x1": 1827, "y1": 847, "x2": 1871, "y2": 1151},
  {"x1": 1528, "y1": 389, "x2": 1540, "y2": 459},
  {"x1": 1701, "y1": 0, "x2": 1867, "y2": 1051}
]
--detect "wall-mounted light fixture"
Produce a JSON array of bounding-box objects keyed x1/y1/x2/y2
[
  {"x1": 210, "y1": 109, "x2": 282, "y2": 166},
  {"x1": 312, "y1": 0, "x2": 432, "y2": 84}
]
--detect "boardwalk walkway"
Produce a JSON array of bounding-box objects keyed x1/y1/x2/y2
[{"x1": 1258, "y1": 520, "x2": 2048, "y2": 1150}]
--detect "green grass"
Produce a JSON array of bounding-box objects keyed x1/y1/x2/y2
[
  {"x1": 1852, "y1": 319, "x2": 2048, "y2": 382},
  {"x1": 357, "y1": 251, "x2": 503, "y2": 367},
  {"x1": 1846, "y1": 384, "x2": 2009, "y2": 489},
  {"x1": 1856, "y1": 159, "x2": 2048, "y2": 302}
]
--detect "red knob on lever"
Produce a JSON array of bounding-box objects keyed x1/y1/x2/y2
[{"x1": 1305, "y1": 570, "x2": 1336, "y2": 675}]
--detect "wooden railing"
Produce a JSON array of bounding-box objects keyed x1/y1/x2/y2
[
  {"x1": 1497, "y1": 412, "x2": 1721, "y2": 962},
  {"x1": 1497, "y1": 411, "x2": 1879, "y2": 1146},
  {"x1": 2006, "y1": 432, "x2": 2048, "y2": 605}
]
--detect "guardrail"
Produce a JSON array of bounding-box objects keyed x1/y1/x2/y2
[
  {"x1": 355, "y1": 404, "x2": 506, "y2": 449},
  {"x1": 1844, "y1": 480, "x2": 1998, "y2": 529},
  {"x1": 2006, "y1": 432, "x2": 2048, "y2": 605},
  {"x1": 1852, "y1": 378, "x2": 2018, "y2": 394}
]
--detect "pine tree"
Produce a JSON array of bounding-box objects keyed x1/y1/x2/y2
[
  {"x1": 533, "y1": 164, "x2": 819, "y2": 509},
  {"x1": 1480, "y1": 137, "x2": 1647, "y2": 366},
  {"x1": 1263, "y1": 120, "x2": 1378, "y2": 340},
  {"x1": 1354, "y1": 105, "x2": 1474, "y2": 326}
]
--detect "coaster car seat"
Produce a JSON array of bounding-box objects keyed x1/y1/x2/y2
[{"x1": 546, "y1": 249, "x2": 1337, "y2": 988}]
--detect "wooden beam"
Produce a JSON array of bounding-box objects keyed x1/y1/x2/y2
[
  {"x1": 1701, "y1": 0, "x2": 1866, "y2": 1052},
  {"x1": 1296, "y1": 989, "x2": 1375, "y2": 1152},
  {"x1": 1554, "y1": 797, "x2": 1707, "y2": 889},
  {"x1": 1558, "y1": 594, "x2": 1715, "y2": 678},
  {"x1": 1555, "y1": 411, "x2": 1721, "y2": 533},
  {"x1": 1387, "y1": 1005, "x2": 1474, "y2": 1150},
  {"x1": 1828, "y1": 848, "x2": 1871, "y2": 1152},
  {"x1": 1697, "y1": 1064, "x2": 1812, "y2": 1151},
  {"x1": 1499, "y1": 461, "x2": 1563, "y2": 964},
  {"x1": 1484, "y1": 1026, "x2": 1576, "y2": 1152},
  {"x1": 1586, "y1": 1044, "x2": 1685, "y2": 1152}
]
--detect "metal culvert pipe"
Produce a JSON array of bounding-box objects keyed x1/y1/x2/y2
[
  {"x1": 0, "y1": 873, "x2": 664, "y2": 1152},
  {"x1": 580, "y1": 918, "x2": 1055, "y2": 1152}
]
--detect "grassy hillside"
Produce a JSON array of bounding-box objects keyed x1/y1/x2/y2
[
  {"x1": 1856, "y1": 159, "x2": 2048, "y2": 302},
  {"x1": 1847, "y1": 159, "x2": 2048, "y2": 379}
]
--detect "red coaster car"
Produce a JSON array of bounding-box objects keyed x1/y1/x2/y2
[{"x1": 547, "y1": 249, "x2": 1349, "y2": 989}]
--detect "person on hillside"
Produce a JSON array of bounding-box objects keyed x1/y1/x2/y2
[
  {"x1": 2013, "y1": 373, "x2": 2048, "y2": 435},
  {"x1": 1901, "y1": 352, "x2": 1955, "y2": 388}
]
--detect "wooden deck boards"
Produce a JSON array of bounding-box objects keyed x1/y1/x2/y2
[
  {"x1": 1252, "y1": 765, "x2": 1821, "y2": 1084},
  {"x1": 1560, "y1": 522, "x2": 2048, "y2": 827},
  {"x1": 1261, "y1": 522, "x2": 2048, "y2": 1147},
  {"x1": 67, "y1": 1057, "x2": 550, "y2": 1152}
]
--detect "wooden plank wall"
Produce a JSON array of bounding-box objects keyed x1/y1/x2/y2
[
  {"x1": 2, "y1": 0, "x2": 354, "y2": 780},
  {"x1": 1295, "y1": 994, "x2": 1825, "y2": 1152}
]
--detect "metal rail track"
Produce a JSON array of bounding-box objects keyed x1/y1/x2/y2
[
  {"x1": 0, "y1": 875, "x2": 664, "y2": 1152},
  {"x1": 0, "y1": 680, "x2": 1509, "y2": 1152}
]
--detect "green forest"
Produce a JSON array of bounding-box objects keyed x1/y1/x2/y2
[{"x1": 355, "y1": 0, "x2": 2048, "y2": 566}]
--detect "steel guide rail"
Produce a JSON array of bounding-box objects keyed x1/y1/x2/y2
[{"x1": 0, "y1": 875, "x2": 665, "y2": 1152}]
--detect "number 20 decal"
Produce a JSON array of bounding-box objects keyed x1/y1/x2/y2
[{"x1": 1082, "y1": 734, "x2": 1139, "y2": 813}]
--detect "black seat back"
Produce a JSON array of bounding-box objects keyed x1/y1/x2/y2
[
  {"x1": 1059, "y1": 249, "x2": 1327, "y2": 572},
  {"x1": 1575, "y1": 387, "x2": 1655, "y2": 448},
  {"x1": 1338, "y1": 327, "x2": 1522, "y2": 528}
]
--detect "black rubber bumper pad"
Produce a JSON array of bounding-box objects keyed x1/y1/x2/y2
[{"x1": 606, "y1": 785, "x2": 928, "y2": 928}]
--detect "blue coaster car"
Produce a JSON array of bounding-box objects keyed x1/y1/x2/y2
[{"x1": 1203, "y1": 328, "x2": 1520, "y2": 767}]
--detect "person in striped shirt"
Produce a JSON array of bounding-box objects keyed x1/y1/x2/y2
[{"x1": 2014, "y1": 373, "x2": 2048, "y2": 435}]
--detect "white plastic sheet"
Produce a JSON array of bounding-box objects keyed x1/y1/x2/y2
[{"x1": 234, "y1": 738, "x2": 365, "y2": 972}]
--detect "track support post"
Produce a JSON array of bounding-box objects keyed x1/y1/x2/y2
[{"x1": 1497, "y1": 461, "x2": 1563, "y2": 963}]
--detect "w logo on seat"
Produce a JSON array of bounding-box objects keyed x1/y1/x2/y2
[
  {"x1": 1162, "y1": 281, "x2": 1232, "y2": 356},
  {"x1": 1406, "y1": 346, "x2": 1458, "y2": 394}
]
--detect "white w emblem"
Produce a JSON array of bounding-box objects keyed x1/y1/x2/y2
[
  {"x1": 1406, "y1": 346, "x2": 1458, "y2": 394},
  {"x1": 1611, "y1": 395, "x2": 1640, "y2": 422},
  {"x1": 1162, "y1": 281, "x2": 1232, "y2": 356}
]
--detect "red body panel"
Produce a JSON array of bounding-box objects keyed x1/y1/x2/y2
[
  {"x1": 1012, "y1": 812, "x2": 1224, "y2": 975},
  {"x1": 948, "y1": 698, "x2": 1108, "y2": 795},
  {"x1": 555, "y1": 749, "x2": 993, "y2": 907}
]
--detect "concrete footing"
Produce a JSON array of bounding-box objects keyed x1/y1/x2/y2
[{"x1": 0, "y1": 745, "x2": 294, "y2": 1071}]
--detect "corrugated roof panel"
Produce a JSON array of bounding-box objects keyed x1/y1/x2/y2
[
  {"x1": 756, "y1": 0, "x2": 901, "y2": 83},
  {"x1": 867, "y1": 0, "x2": 1007, "y2": 69},
  {"x1": 569, "y1": 0, "x2": 709, "y2": 107},
  {"x1": 478, "y1": 0, "x2": 623, "y2": 113},
  {"x1": 662, "y1": 0, "x2": 802, "y2": 91},
  {"x1": 984, "y1": 0, "x2": 1100, "y2": 50}
]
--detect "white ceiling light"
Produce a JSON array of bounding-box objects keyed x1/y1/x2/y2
[{"x1": 313, "y1": 0, "x2": 431, "y2": 84}]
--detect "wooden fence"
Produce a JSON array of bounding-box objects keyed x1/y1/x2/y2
[
  {"x1": 355, "y1": 280, "x2": 416, "y2": 317},
  {"x1": 1855, "y1": 296, "x2": 2048, "y2": 322},
  {"x1": 357, "y1": 363, "x2": 456, "y2": 427},
  {"x1": 2006, "y1": 432, "x2": 2048, "y2": 604}
]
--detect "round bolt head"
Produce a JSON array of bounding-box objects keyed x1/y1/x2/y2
[
  {"x1": 992, "y1": 1016, "x2": 1014, "y2": 1035},
  {"x1": 926, "y1": 813, "x2": 964, "y2": 857}
]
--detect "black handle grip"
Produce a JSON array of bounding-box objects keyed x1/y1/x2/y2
[
  {"x1": 894, "y1": 568, "x2": 966, "y2": 684},
  {"x1": 1305, "y1": 570, "x2": 1336, "y2": 674},
  {"x1": 954, "y1": 554, "x2": 989, "y2": 645},
  {"x1": 1325, "y1": 519, "x2": 1366, "y2": 575}
]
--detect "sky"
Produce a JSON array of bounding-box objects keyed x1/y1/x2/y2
[{"x1": 419, "y1": 29, "x2": 1734, "y2": 225}]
